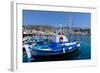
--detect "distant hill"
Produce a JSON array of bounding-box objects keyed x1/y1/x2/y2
[{"x1": 23, "y1": 24, "x2": 90, "y2": 34}]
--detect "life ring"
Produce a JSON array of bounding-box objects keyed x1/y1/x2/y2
[{"x1": 59, "y1": 37, "x2": 63, "y2": 42}]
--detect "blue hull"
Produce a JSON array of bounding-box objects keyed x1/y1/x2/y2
[{"x1": 31, "y1": 46, "x2": 80, "y2": 59}]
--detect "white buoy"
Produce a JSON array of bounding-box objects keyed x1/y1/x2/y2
[
  {"x1": 63, "y1": 48, "x2": 66, "y2": 53},
  {"x1": 23, "y1": 44, "x2": 31, "y2": 61}
]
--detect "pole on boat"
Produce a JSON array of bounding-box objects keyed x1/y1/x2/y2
[{"x1": 59, "y1": 24, "x2": 66, "y2": 53}]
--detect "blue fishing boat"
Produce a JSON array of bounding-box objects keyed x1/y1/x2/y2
[{"x1": 23, "y1": 24, "x2": 80, "y2": 62}]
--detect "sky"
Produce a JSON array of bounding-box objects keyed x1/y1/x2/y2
[{"x1": 23, "y1": 10, "x2": 91, "y2": 28}]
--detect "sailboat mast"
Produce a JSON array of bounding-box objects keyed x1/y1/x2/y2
[
  {"x1": 68, "y1": 16, "x2": 72, "y2": 42},
  {"x1": 59, "y1": 24, "x2": 63, "y2": 34}
]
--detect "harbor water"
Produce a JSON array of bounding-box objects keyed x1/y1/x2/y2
[{"x1": 23, "y1": 34, "x2": 91, "y2": 62}]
